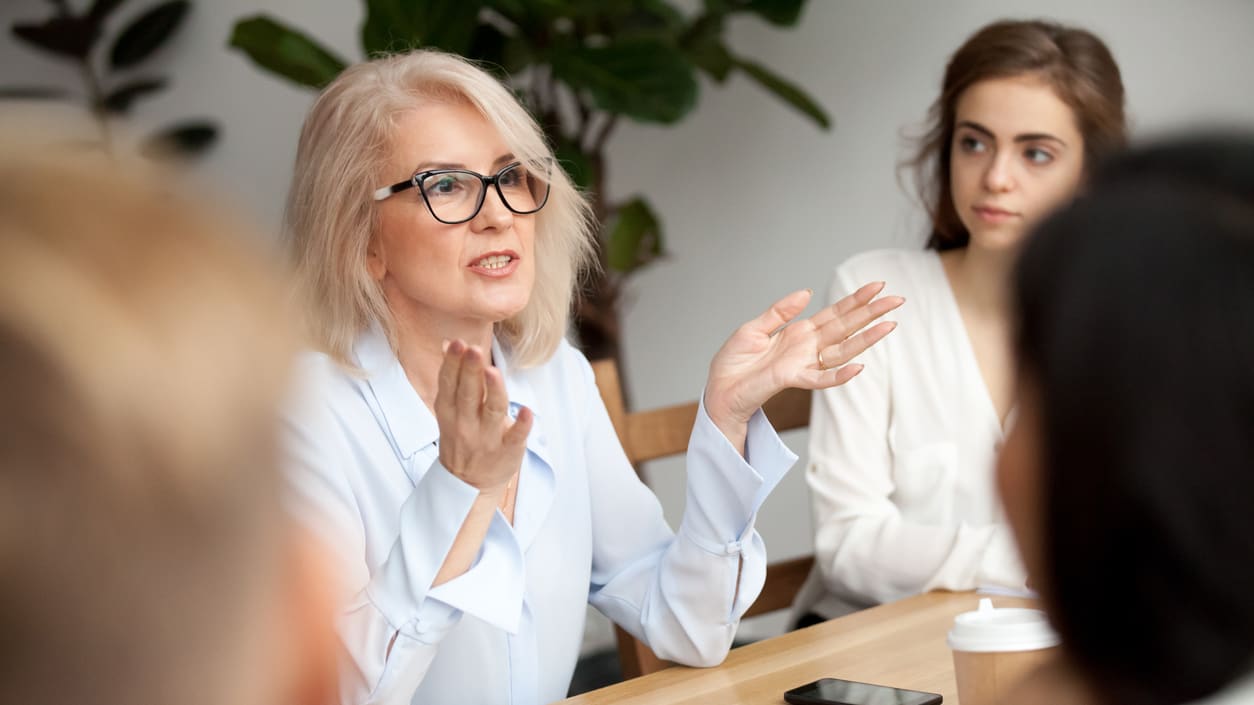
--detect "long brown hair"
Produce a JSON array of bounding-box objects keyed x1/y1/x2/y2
[{"x1": 908, "y1": 19, "x2": 1128, "y2": 250}]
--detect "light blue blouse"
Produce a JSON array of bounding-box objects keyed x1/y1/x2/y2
[{"x1": 283, "y1": 326, "x2": 796, "y2": 705}]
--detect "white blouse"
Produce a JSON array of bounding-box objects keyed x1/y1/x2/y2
[
  {"x1": 795, "y1": 248, "x2": 1027, "y2": 619},
  {"x1": 283, "y1": 326, "x2": 797, "y2": 705}
]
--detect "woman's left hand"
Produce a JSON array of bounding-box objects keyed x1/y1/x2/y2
[{"x1": 703, "y1": 282, "x2": 903, "y2": 453}]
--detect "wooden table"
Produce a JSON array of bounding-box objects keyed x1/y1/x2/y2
[{"x1": 559, "y1": 591, "x2": 1037, "y2": 705}]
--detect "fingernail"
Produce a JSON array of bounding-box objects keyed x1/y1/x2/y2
[{"x1": 441, "y1": 338, "x2": 450, "y2": 353}]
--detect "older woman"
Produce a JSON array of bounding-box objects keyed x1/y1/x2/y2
[{"x1": 281, "y1": 50, "x2": 901, "y2": 705}]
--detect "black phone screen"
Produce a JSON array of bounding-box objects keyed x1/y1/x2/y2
[{"x1": 784, "y1": 677, "x2": 943, "y2": 705}]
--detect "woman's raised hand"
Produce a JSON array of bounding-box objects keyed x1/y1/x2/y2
[
  {"x1": 435, "y1": 339, "x2": 532, "y2": 495},
  {"x1": 703, "y1": 282, "x2": 903, "y2": 448}
]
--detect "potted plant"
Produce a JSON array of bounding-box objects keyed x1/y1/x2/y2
[{"x1": 4, "y1": 0, "x2": 218, "y2": 159}]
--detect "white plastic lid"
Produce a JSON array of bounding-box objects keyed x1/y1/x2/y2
[{"x1": 946, "y1": 598, "x2": 1061, "y2": 653}]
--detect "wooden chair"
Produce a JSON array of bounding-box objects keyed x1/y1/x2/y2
[{"x1": 590, "y1": 358, "x2": 816, "y2": 679}]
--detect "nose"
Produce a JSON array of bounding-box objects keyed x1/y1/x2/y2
[
  {"x1": 983, "y1": 152, "x2": 1015, "y2": 193},
  {"x1": 471, "y1": 186, "x2": 513, "y2": 232}
]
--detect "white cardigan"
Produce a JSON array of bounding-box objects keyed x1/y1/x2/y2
[{"x1": 794, "y1": 248, "x2": 1027, "y2": 619}]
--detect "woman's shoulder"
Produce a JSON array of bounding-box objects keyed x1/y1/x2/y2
[
  {"x1": 831, "y1": 248, "x2": 941, "y2": 299},
  {"x1": 524, "y1": 338, "x2": 595, "y2": 385},
  {"x1": 288, "y1": 350, "x2": 368, "y2": 415},
  {"x1": 835, "y1": 248, "x2": 936, "y2": 281},
  {"x1": 503, "y1": 338, "x2": 596, "y2": 401}
]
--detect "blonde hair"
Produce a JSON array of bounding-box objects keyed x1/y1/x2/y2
[
  {"x1": 0, "y1": 141, "x2": 296, "y2": 705},
  {"x1": 285, "y1": 50, "x2": 596, "y2": 369}
]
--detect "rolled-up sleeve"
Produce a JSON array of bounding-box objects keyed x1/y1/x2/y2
[{"x1": 583, "y1": 361, "x2": 797, "y2": 666}]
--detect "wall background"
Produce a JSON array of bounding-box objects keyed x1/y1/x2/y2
[{"x1": 5, "y1": 0, "x2": 1253, "y2": 650}]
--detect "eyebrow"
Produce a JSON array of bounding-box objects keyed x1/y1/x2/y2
[
  {"x1": 957, "y1": 120, "x2": 1067, "y2": 146},
  {"x1": 412, "y1": 153, "x2": 517, "y2": 173}
]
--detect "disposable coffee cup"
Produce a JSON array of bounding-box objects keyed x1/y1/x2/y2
[{"x1": 947, "y1": 598, "x2": 1060, "y2": 705}]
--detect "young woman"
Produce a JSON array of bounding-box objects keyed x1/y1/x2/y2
[
  {"x1": 1001, "y1": 134, "x2": 1254, "y2": 705},
  {"x1": 280, "y1": 50, "x2": 902, "y2": 705},
  {"x1": 795, "y1": 19, "x2": 1128, "y2": 622}
]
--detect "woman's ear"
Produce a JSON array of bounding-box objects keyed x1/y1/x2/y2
[
  {"x1": 276, "y1": 528, "x2": 340, "y2": 705},
  {"x1": 365, "y1": 238, "x2": 386, "y2": 282}
]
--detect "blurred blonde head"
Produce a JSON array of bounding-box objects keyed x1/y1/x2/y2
[
  {"x1": 0, "y1": 139, "x2": 326, "y2": 705},
  {"x1": 285, "y1": 49, "x2": 596, "y2": 369}
]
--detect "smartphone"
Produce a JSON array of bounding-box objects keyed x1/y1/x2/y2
[{"x1": 784, "y1": 677, "x2": 942, "y2": 705}]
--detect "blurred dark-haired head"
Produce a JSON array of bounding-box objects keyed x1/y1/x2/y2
[{"x1": 1001, "y1": 133, "x2": 1254, "y2": 705}]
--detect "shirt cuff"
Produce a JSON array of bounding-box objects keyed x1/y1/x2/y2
[
  {"x1": 679, "y1": 395, "x2": 798, "y2": 545},
  {"x1": 366, "y1": 459, "x2": 526, "y2": 640}
]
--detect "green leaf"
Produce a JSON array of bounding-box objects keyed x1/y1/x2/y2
[
  {"x1": 0, "y1": 86, "x2": 69, "y2": 100},
  {"x1": 466, "y1": 22, "x2": 529, "y2": 75},
  {"x1": 141, "y1": 120, "x2": 217, "y2": 159},
  {"x1": 612, "y1": 0, "x2": 686, "y2": 40},
  {"x1": 550, "y1": 39, "x2": 697, "y2": 124},
  {"x1": 688, "y1": 39, "x2": 733, "y2": 82},
  {"x1": 361, "y1": 0, "x2": 484, "y2": 56},
  {"x1": 12, "y1": 17, "x2": 99, "y2": 60},
  {"x1": 734, "y1": 57, "x2": 830, "y2": 129},
  {"x1": 109, "y1": 0, "x2": 189, "y2": 69},
  {"x1": 554, "y1": 138, "x2": 595, "y2": 192},
  {"x1": 743, "y1": 0, "x2": 806, "y2": 26},
  {"x1": 681, "y1": 14, "x2": 732, "y2": 82},
  {"x1": 229, "y1": 16, "x2": 348, "y2": 89},
  {"x1": 101, "y1": 76, "x2": 166, "y2": 113},
  {"x1": 606, "y1": 197, "x2": 664, "y2": 273}
]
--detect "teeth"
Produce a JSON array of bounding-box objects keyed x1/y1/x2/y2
[{"x1": 476, "y1": 254, "x2": 513, "y2": 269}]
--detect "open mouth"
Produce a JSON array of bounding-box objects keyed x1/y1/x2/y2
[
  {"x1": 474, "y1": 254, "x2": 514, "y2": 270},
  {"x1": 471, "y1": 252, "x2": 514, "y2": 268}
]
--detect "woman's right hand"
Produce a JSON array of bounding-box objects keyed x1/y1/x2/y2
[{"x1": 435, "y1": 339, "x2": 532, "y2": 495}]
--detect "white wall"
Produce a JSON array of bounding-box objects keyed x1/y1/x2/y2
[{"x1": 5, "y1": 0, "x2": 1253, "y2": 650}]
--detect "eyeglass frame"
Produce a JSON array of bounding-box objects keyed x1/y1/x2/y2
[{"x1": 371, "y1": 160, "x2": 552, "y2": 225}]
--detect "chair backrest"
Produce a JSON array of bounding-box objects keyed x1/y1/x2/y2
[{"x1": 590, "y1": 357, "x2": 816, "y2": 679}]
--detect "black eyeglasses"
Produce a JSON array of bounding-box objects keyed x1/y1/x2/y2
[{"x1": 372, "y1": 161, "x2": 552, "y2": 224}]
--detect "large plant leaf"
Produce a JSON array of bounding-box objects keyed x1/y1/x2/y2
[
  {"x1": 681, "y1": 13, "x2": 732, "y2": 82},
  {"x1": 734, "y1": 57, "x2": 830, "y2": 129},
  {"x1": 610, "y1": 0, "x2": 686, "y2": 41},
  {"x1": 553, "y1": 137, "x2": 595, "y2": 192},
  {"x1": 743, "y1": 0, "x2": 806, "y2": 26},
  {"x1": 12, "y1": 17, "x2": 99, "y2": 59},
  {"x1": 550, "y1": 39, "x2": 697, "y2": 124},
  {"x1": 230, "y1": 16, "x2": 348, "y2": 89},
  {"x1": 465, "y1": 22, "x2": 529, "y2": 75},
  {"x1": 102, "y1": 77, "x2": 166, "y2": 113},
  {"x1": 361, "y1": 0, "x2": 483, "y2": 56},
  {"x1": 109, "y1": 0, "x2": 190, "y2": 69},
  {"x1": 606, "y1": 197, "x2": 663, "y2": 273},
  {"x1": 141, "y1": 120, "x2": 217, "y2": 159}
]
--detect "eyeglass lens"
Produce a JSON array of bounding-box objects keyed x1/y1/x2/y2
[{"x1": 418, "y1": 163, "x2": 549, "y2": 224}]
